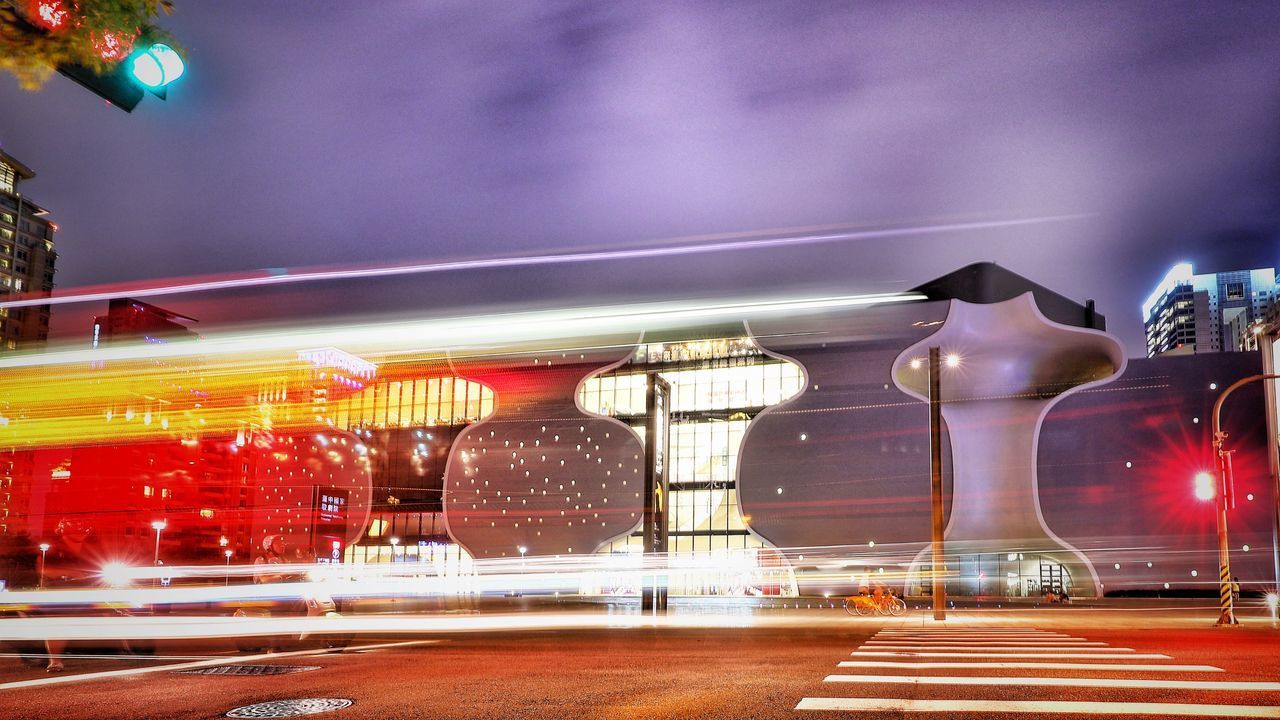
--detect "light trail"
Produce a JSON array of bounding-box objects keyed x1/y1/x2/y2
[
  {"x1": 0, "y1": 610, "x2": 777, "y2": 643},
  {"x1": 0, "y1": 215, "x2": 1088, "y2": 311},
  {"x1": 0, "y1": 291, "x2": 924, "y2": 370}
]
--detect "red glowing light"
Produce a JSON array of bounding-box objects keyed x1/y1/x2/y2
[
  {"x1": 32, "y1": 0, "x2": 69, "y2": 30},
  {"x1": 92, "y1": 29, "x2": 137, "y2": 63},
  {"x1": 1193, "y1": 471, "x2": 1216, "y2": 501}
]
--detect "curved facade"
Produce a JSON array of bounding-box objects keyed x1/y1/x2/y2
[
  {"x1": 892, "y1": 294, "x2": 1126, "y2": 597},
  {"x1": 442, "y1": 338, "x2": 646, "y2": 558}
]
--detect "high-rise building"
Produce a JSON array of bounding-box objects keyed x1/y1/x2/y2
[
  {"x1": 1142, "y1": 262, "x2": 1277, "y2": 357},
  {"x1": 0, "y1": 148, "x2": 57, "y2": 352},
  {"x1": 92, "y1": 298, "x2": 198, "y2": 347}
]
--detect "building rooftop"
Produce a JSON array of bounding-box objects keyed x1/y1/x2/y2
[{"x1": 912, "y1": 261, "x2": 1105, "y2": 331}]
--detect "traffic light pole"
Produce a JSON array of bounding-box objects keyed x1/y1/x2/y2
[
  {"x1": 1211, "y1": 372, "x2": 1280, "y2": 626},
  {"x1": 928, "y1": 347, "x2": 947, "y2": 621}
]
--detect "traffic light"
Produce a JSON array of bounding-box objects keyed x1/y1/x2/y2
[
  {"x1": 55, "y1": 40, "x2": 185, "y2": 112},
  {"x1": 57, "y1": 61, "x2": 146, "y2": 111},
  {"x1": 129, "y1": 42, "x2": 184, "y2": 88},
  {"x1": 3, "y1": 1, "x2": 185, "y2": 112}
]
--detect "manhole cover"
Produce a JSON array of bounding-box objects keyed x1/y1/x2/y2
[
  {"x1": 225, "y1": 698, "x2": 353, "y2": 718},
  {"x1": 179, "y1": 665, "x2": 321, "y2": 676}
]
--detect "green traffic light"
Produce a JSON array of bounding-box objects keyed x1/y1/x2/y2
[{"x1": 130, "y1": 43, "x2": 185, "y2": 88}]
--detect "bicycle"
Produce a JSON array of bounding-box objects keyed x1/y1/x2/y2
[{"x1": 844, "y1": 592, "x2": 906, "y2": 616}]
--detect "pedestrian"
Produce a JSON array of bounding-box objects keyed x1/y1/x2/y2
[{"x1": 1232, "y1": 576, "x2": 1242, "y2": 605}]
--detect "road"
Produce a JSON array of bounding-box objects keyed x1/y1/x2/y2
[{"x1": 2, "y1": 607, "x2": 1279, "y2": 719}]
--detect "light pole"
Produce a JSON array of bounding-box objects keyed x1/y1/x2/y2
[
  {"x1": 927, "y1": 347, "x2": 949, "y2": 621},
  {"x1": 151, "y1": 520, "x2": 167, "y2": 588},
  {"x1": 223, "y1": 549, "x2": 233, "y2": 586},
  {"x1": 1252, "y1": 320, "x2": 1280, "y2": 611},
  {"x1": 1210, "y1": 372, "x2": 1280, "y2": 626},
  {"x1": 389, "y1": 536, "x2": 400, "y2": 563},
  {"x1": 38, "y1": 543, "x2": 49, "y2": 589}
]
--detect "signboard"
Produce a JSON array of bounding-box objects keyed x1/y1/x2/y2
[
  {"x1": 311, "y1": 487, "x2": 349, "y2": 564},
  {"x1": 642, "y1": 374, "x2": 671, "y2": 612}
]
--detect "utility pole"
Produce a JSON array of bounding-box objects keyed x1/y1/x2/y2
[
  {"x1": 928, "y1": 347, "x2": 947, "y2": 621},
  {"x1": 642, "y1": 374, "x2": 671, "y2": 615},
  {"x1": 1255, "y1": 324, "x2": 1280, "y2": 608},
  {"x1": 1211, "y1": 372, "x2": 1280, "y2": 626}
]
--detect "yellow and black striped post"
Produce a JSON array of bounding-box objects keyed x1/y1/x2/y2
[
  {"x1": 1214, "y1": 458, "x2": 1238, "y2": 626},
  {"x1": 1209, "y1": 374, "x2": 1280, "y2": 626},
  {"x1": 1218, "y1": 563, "x2": 1238, "y2": 626}
]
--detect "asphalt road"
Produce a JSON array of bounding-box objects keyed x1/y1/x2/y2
[{"x1": 2, "y1": 609, "x2": 1280, "y2": 719}]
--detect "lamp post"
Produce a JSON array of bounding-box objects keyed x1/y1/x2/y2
[
  {"x1": 517, "y1": 545, "x2": 528, "y2": 597},
  {"x1": 1252, "y1": 320, "x2": 1280, "y2": 611},
  {"x1": 927, "y1": 347, "x2": 948, "y2": 621},
  {"x1": 1210, "y1": 372, "x2": 1280, "y2": 626},
  {"x1": 38, "y1": 543, "x2": 50, "y2": 589},
  {"x1": 389, "y1": 536, "x2": 400, "y2": 563},
  {"x1": 151, "y1": 520, "x2": 167, "y2": 566},
  {"x1": 223, "y1": 549, "x2": 233, "y2": 586},
  {"x1": 151, "y1": 520, "x2": 167, "y2": 588}
]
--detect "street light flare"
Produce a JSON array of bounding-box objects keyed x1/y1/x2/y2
[{"x1": 1193, "y1": 472, "x2": 1216, "y2": 501}]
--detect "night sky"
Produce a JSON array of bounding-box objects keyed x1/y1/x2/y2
[{"x1": 2, "y1": 1, "x2": 1279, "y2": 356}]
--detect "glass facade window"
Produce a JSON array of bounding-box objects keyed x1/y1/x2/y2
[
  {"x1": 583, "y1": 338, "x2": 804, "y2": 594},
  {"x1": 335, "y1": 375, "x2": 493, "y2": 429}
]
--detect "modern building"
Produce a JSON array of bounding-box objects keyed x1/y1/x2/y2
[
  {"x1": 92, "y1": 298, "x2": 198, "y2": 347},
  {"x1": 1143, "y1": 262, "x2": 1277, "y2": 357},
  {"x1": 0, "y1": 148, "x2": 57, "y2": 352},
  {"x1": 0, "y1": 147, "x2": 58, "y2": 536},
  {"x1": 1, "y1": 263, "x2": 1274, "y2": 600}
]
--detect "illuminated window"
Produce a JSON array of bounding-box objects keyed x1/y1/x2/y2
[{"x1": 143, "y1": 485, "x2": 154, "y2": 497}]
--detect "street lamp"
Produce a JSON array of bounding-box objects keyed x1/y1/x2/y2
[
  {"x1": 1210, "y1": 371, "x2": 1280, "y2": 626},
  {"x1": 927, "y1": 347, "x2": 949, "y2": 620},
  {"x1": 389, "y1": 536, "x2": 400, "y2": 563},
  {"x1": 1193, "y1": 472, "x2": 1217, "y2": 502},
  {"x1": 150, "y1": 517, "x2": 167, "y2": 586},
  {"x1": 38, "y1": 543, "x2": 50, "y2": 589},
  {"x1": 223, "y1": 549, "x2": 233, "y2": 586}
]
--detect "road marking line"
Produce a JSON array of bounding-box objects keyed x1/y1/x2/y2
[
  {"x1": 875, "y1": 633, "x2": 1072, "y2": 638},
  {"x1": 837, "y1": 661, "x2": 1224, "y2": 672},
  {"x1": 865, "y1": 640, "x2": 1104, "y2": 646},
  {"x1": 823, "y1": 674, "x2": 1280, "y2": 691},
  {"x1": 850, "y1": 651, "x2": 1170, "y2": 659},
  {"x1": 874, "y1": 629, "x2": 1049, "y2": 633},
  {"x1": 874, "y1": 631, "x2": 1072, "y2": 636},
  {"x1": 865, "y1": 632, "x2": 1075, "y2": 638},
  {"x1": 859, "y1": 646, "x2": 1135, "y2": 652},
  {"x1": 795, "y1": 698, "x2": 1280, "y2": 717},
  {"x1": 0, "y1": 640, "x2": 439, "y2": 691},
  {"x1": 875, "y1": 629, "x2": 1058, "y2": 632}
]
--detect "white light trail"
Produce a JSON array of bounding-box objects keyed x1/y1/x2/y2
[
  {"x1": 0, "y1": 215, "x2": 1088, "y2": 311},
  {"x1": 0, "y1": 291, "x2": 925, "y2": 369}
]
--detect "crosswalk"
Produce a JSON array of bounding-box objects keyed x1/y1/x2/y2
[{"x1": 795, "y1": 624, "x2": 1280, "y2": 717}]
